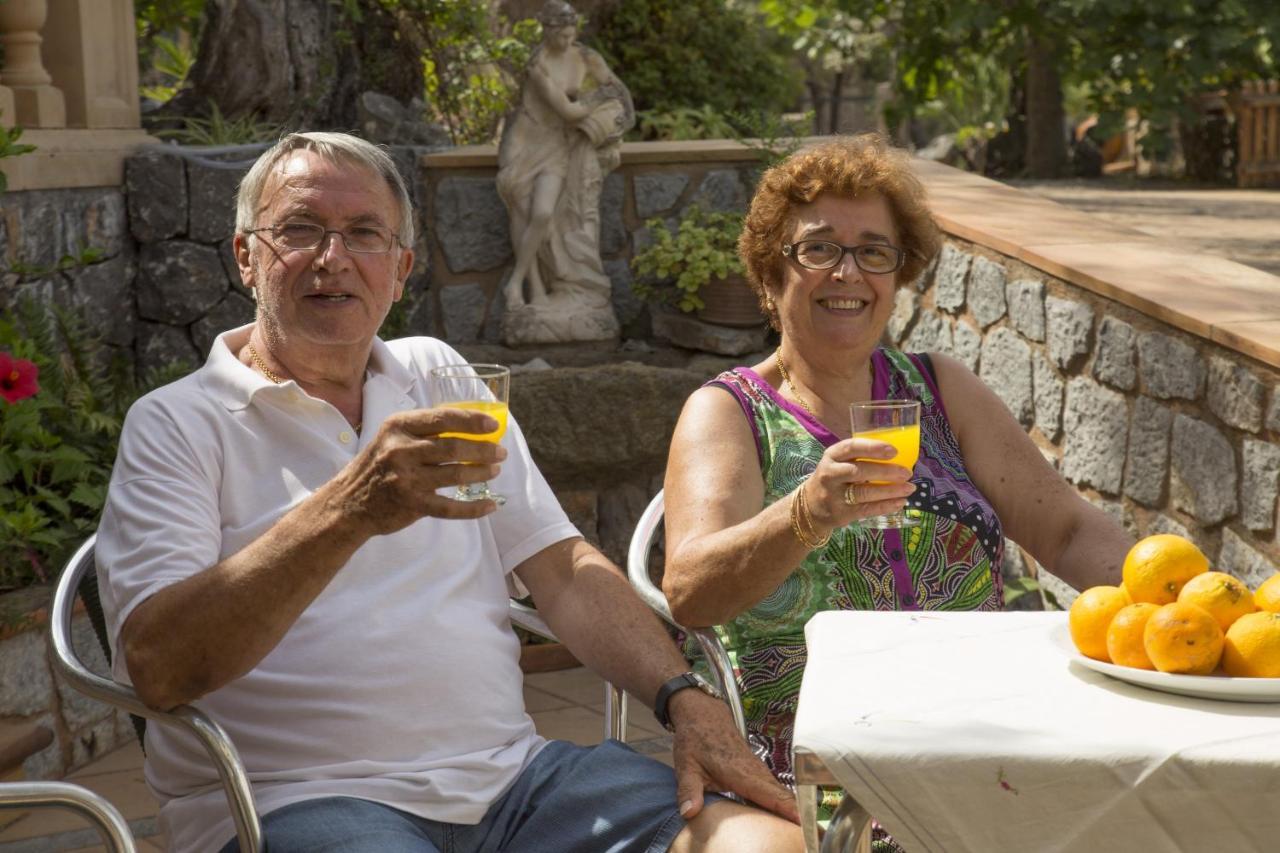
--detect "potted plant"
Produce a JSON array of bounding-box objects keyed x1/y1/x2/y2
[{"x1": 630, "y1": 206, "x2": 764, "y2": 328}]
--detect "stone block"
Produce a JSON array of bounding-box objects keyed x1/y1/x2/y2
[
  {"x1": 902, "y1": 309, "x2": 952, "y2": 354},
  {"x1": 1045, "y1": 296, "x2": 1093, "y2": 371},
  {"x1": 440, "y1": 282, "x2": 489, "y2": 344},
  {"x1": 67, "y1": 251, "x2": 137, "y2": 348},
  {"x1": 137, "y1": 240, "x2": 230, "y2": 325},
  {"x1": 967, "y1": 255, "x2": 1007, "y2": 328},
  {"x1": 1242, "y1": 440, "x2": 1280, "y2": 531},
  {"x1": 75, "y1": 190, "x2": 129, "y2": 260},
  {"x1": 605, "y1": 259, "x2": 643, "y2": 326},
  {"x1": 978, "y1": 327, "x2": 1032, "y2": 424},
  {"x1": 886, "y1": 288, "x2": 916, "y2": 344},
  {"x1": 909, "y1": 252, "x2": 938, "y2": 292},
  {"x1": 1061, "y1": 376, "x2": 1127, "y2": 494},
  {"x1": 186, "y1": 158, "x2": 246, "y2": 243},
  {"x1": 1138, "y1": 331, "x2": 1204, "y2": 400},
  {"x1": 950, "y1": 319, "x2": 981, "y2": 371},
  {"x1": 0, "y1": 631, "x2": 53, "y2": 716},
  {"x1": 1123, "y1": 396, "x2": 1172, "y2": 507},
  {"x1": 634, "y1": 173, "x2": 689, "y2": 219},
  {"x1": 650, "y1": 308, "x2": 768, "y2": 356},
  {"x1": 14, "y1": 193, "x2": 62, "y2": 269},
  {"x1": 71, "y1": 715, "x2": 121, "y2": 771},
  {"x1": 1032, "y1": 353, "x2": 1064, "y2": 441},
  {"x1": 1219, "y1": 528, "x2": 1278, "y2": 589},
  {"x1": 1092, "y1": 316, "x2": 1136, "y2": 391},
  {"x1": 1088, "y1": 495, "x2": 1137, "y2": 537},
  {"x1": 1006, "y1": 278, "x2": 1045, "y2": 342},
  {"x1": 1207, "y1": 356, "x2": 1264, "y2": 433},
  {"x1": 1269, "y1": 390, "x2": 1280, "y2": 432},
  {"x1": 510, "y1": 363, "x2": 704, "y2": 485},
  {"x1": 191, "y1": 290, "x2": 255, "y2": 357},
  {"x1": 600, "y1": 173, "x2": 626, "y2": 256},
  {"x1": 1037, "y1": 568, "x2": 1079, "y2": 610},
  {"x1": 1170, "y1": 414, "x2": 1237, "y2": 525},
  {"x1": 690, "y1": 169, "x2": 747, "y2": 212},
  {"x1": 598, "y1": 482, "x2": 652, "y2": 566},
  {"x1": 1149, "y1": 514, "x2": 1193, "y2": 541},
  {"x1": 933, "y1": 244, "x2": 970, "y2": 313},
  {"x1": 435, "y1": 177, "x2": 512, "y2": 273},
  {"x1": 137, "y1": 321, "x2": 199, "y2": 374}
]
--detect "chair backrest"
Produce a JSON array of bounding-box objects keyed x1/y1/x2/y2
[
  {"x1": 51, "y1": 536, "x2": 264, "y2": 853},
  {"x1": 0, "y1": 780, "x2": 136, "y2": 852},
  {"x1": 625, "y1": 490, "x2": 747, "y2": 737}
]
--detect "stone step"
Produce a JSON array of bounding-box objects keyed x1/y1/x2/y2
[{"x1": 0, "y1": 720, "x2": 54, "y2": 780}]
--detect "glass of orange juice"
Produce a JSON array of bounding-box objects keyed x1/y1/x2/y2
[
  {"x1": 850, "y1": 400, "x2": 920, "y2": 529},
  {"x1": 429, "y1": 363, "x2": 510, "y2": 506}
]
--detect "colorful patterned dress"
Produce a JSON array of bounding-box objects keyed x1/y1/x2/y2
[{"x1": 706, "y1": 347, "x2": 1005, "y2": 801}]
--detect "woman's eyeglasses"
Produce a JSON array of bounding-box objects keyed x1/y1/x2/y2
[
  {"x1": 246, "y1": 222, "x2": 398, "y2": 254},
  {"x1": 782, "y1": 240, "x2": 905, "y2": 274}
]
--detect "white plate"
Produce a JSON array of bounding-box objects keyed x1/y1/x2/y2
[{"x1": 1050, "y1": 623, "x2": 1280, "y2": 703}]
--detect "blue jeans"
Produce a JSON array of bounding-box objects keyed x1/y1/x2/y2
[{"x1": 218, "y1": 739, "x2": 719, "y2": 853}]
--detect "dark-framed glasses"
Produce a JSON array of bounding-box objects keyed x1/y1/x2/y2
[
  {"x1": 782, "y1": 240, "x2": 906, "y2": 274},
  {"x1": 247, "y1": 222, "x2": 398, "y2": 254}
]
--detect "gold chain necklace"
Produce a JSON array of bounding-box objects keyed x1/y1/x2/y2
[
  {"x1": 246, "y1": 342, "x2": 362, "y2": 434},
  {"x1": 774, "y1": 348, "x2": 875, "y2": 420}
]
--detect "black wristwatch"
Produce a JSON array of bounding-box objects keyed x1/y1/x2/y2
[{"x1": 653, "y1": 671, "x2": 723, "y2": 732}]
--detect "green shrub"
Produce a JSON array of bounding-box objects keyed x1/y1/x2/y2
[
  {"x1": 0, "y1": 300, "x2": 188, "y2": 592},
  {"x1": 631, "y1": 206, "x2": 745, "y2": 313},
  {"x1": 590, "y1": 0, "x2": 801, "y2": 135}
]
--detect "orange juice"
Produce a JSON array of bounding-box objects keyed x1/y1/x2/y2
[
  {"x1": 440, "y1": 400, "x2": 508, "y2": 443},
  {"x1": 857, "y1": 423, "x2": 920, "y2": 477}
]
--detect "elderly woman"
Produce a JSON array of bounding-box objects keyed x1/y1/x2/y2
[{"x1": 662, "y1": 135, "x2": 1133, "y2": 826}]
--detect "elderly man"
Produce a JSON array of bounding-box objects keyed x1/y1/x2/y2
[{"x1": 96, "y1": 132, "x2": 801, "y2": 853}]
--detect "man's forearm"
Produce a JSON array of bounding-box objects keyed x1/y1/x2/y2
[{"x1": 122, "y1": 479, "x2": 371, "y2": 710}]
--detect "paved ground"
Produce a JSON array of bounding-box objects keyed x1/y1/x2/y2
[
  {"x1": 1008, "y1": 178, "x2": 1280, "y2": 277},
  {"x1": 0, "y1": 667, "x2": 665, "y2": 852}
]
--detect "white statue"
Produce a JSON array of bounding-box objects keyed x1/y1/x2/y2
[{"x1": 495, "y1": 0, "x2": 634, "y2": 345}]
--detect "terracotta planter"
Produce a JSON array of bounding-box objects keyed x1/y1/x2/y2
[
  {"x1": 519, "y1": 641, "x2": 581, "y2": 673},
  {"x1": 695, "y1": 275, "x2": 765, "y2": 328}
]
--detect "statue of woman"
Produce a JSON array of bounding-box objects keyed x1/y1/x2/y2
[{"x1": 495, "y1": 0, "x2": 634, "y2": 344}]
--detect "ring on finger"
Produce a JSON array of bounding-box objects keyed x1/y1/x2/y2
[{"x1": 843, "y1": 484, "x2": 858, "y2": 506}]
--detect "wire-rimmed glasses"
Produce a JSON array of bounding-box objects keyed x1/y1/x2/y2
[
  {"x1": 245, "y1": 222, "x2": 398, "y2": 254},
  {"x1": 783, "y1": 240, "x2": 906, "y2": 274}
]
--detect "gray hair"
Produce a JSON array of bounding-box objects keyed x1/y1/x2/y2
[{"x1": 235, "y1": 131, "x2": 415, "y2": 247}]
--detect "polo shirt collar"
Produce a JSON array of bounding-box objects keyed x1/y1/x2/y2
[{"x1": 199, "y1": 323, "x2": 416, "y2": 411}]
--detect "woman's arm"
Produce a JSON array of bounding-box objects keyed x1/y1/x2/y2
[
  {"x1": 931, "y1": 353, "x2": 1131, "y2": 590},
  {"x1": 527, "y1": 61, "x2": 590, "y2": 123},
  {"x1": 663, "y1": 386, "x2": 912, "y2": 626}
]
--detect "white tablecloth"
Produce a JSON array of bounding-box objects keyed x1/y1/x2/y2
[{"x1": 793, "y1": 611, "x2": 1280, "y2": 852}]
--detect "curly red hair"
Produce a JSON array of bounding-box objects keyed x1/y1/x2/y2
[{"x1": 740, "y1": 134, "x2": 940, "y2": 326}]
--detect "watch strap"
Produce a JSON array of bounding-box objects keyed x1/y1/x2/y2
[{"x1": 653, "y1": 672, "x2": 702, "y2": 731}]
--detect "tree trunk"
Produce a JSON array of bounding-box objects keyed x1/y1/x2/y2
[
  {"x1": 828, "y1": 71, "x2": 845, "y2": 134},
  {"x1": 1023, "y1": 29, "x2": 1067, "y2": 178},
  {"x1": 162, "y1": 0, "x2": 423, "y2": 130}
]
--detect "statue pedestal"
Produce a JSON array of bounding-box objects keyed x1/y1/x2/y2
[{"x1": 500, "y1": 299, "x2": 620, "y2": 346}]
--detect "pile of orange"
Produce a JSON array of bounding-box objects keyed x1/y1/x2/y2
[{"x1": 1068, "y1": 534, "x2": 1280, "y2": 678}]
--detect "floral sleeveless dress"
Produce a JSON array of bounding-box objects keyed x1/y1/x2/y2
[{"x1": 707, "y1": 347, "x2": 1005, "y2": 804}]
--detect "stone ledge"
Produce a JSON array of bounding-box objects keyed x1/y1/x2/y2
[
  {"x1": 423, "y1": 137, "x2": 771, "y2": 169},
  {"x1": 1, "y1": 129, "x2": 161, "y2": 191}
]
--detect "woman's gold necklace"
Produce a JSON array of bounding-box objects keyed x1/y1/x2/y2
[
  {"x1": 247, "y1": 342, "x2": 361, "y2": 433},
  {"x1": 774, "y1": 348, "x2": 875, "y2": 421}
]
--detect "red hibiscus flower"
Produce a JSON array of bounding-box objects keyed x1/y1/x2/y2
[{"x1": 0, "y1": 351, "x2": 39, "y2": 403}]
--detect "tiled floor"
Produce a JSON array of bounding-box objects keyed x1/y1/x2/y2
[{"x1": 0, "y1": 667, "x2": 670, "y2": 852}]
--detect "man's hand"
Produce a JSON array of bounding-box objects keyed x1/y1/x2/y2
[
  {"x1": 668, "y1": 689, "x2": 799, "y2": 824},
  {"x1": 333, "y1": 407, "x2": 507, "y2": 535}
]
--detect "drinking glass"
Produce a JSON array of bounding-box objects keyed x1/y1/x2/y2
[
  {"x1": 429, "y1": 363, "x2": 510, "y2": 506},
  {"x1": 850, "y1": 400, "x2": 921, "y2": 529}
]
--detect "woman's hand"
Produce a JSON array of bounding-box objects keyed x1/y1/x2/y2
[{"x1": 802, "y1": 437, "x2": 916, "y2": 531}]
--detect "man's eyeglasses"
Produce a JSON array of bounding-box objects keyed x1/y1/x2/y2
[
  {"x1": 782, "y1": 240, "x2": 905, "y2": 274},
  {"x1": 246, "y1": 222, "x2": 398, "y2": 254}
]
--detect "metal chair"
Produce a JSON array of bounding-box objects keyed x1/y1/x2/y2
[
  {"x1": 625, "y1": 489, "x2": 871, "y2": 853},
  {"x1": 0, "y1": 780, "x2": 136, "y2": 852},
  {"x1": 51, "y1": 534, "x2": 625, "y2": 853}
]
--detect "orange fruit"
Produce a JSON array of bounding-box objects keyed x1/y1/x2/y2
[
  {"x1": 1222, "y1": 612, "x2": 1280, "y2": 678},
  {"x1": 1069, "y1": 585, "x2": 1132, "y2": 662},
  {"x1": 1105, "y1": 603, "x2": 1160, "y2": 669},
  {"x1": 1143, "y1": 602, "x2": 1224, "y2": 675},
  {"x1": 1176, "y1": 571, "x2": 1255, "y2": 632},
  {"x1": 1254, "y1": 574, "x2": 1280, "y2": 613},
  {"x1": 1122, "y1": 534, "x2": 1209, "y2": 605}
]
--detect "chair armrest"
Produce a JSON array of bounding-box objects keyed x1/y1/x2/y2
[
  {"x1": 49, "y1": 539, "x2": 264, "y2": 853},
  {"x1": 0, "y1": 780, "x2": 136, "y2": 852},
  {"x1": 509, "y1": 600, "x2": 557, "y2": 642}
]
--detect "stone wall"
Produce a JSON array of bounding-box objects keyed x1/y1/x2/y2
[{"x1": 887, "y1": 239, "x2": 1280, "y2": 605}]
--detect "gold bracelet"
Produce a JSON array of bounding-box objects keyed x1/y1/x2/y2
[
  {"x1": 789, "y1": 487, "x2": 820, "y2": 548},
  {"x1": 796, "y1": 481, "x2": 832, "y2": 548},
  {"x1": 789, "y1": 482, "x2": 831, "y2": 550}
]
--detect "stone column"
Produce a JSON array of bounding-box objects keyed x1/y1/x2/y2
[
  {"x1": 44, "y1": 0, "x2": 142, "y2": 129},
  {"x1": 0, "y1": 0, "x2": 67, "y2": 128}
]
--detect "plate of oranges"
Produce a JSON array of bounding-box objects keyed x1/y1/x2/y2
[{"x1": 1062, "y1": 534, "x2": 1280, "y2": 702}]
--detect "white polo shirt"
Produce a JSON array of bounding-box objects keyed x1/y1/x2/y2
[{"x1": 96, "y1": 325, "x2": 579, "y2": 853}]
